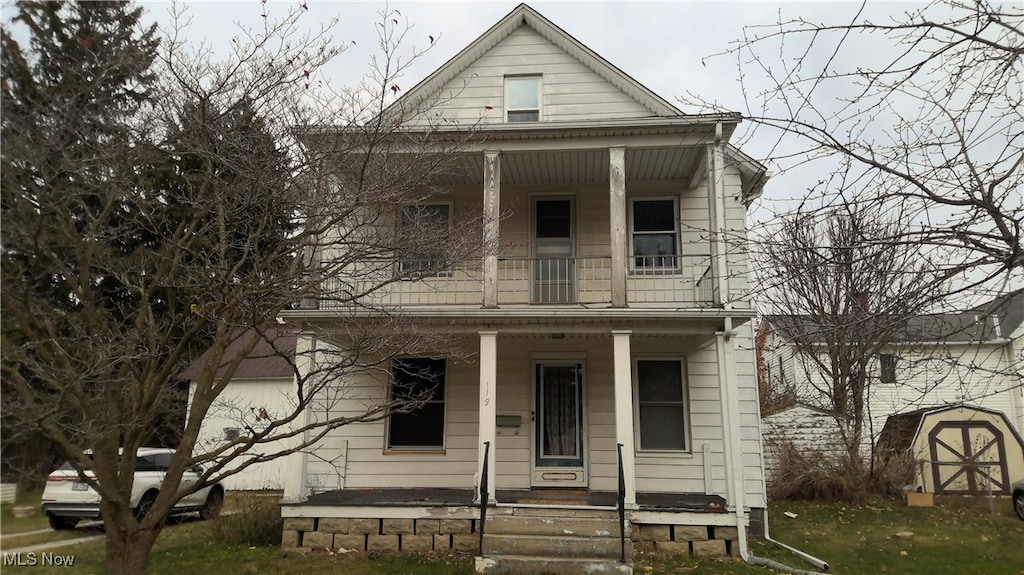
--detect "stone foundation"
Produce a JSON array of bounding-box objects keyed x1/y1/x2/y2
[
  {"x1": 283, "y1": 517, "x2": 478, "y2": 553},
  {"x1": 283, "y1": 514, "x2": 742, "y2": 558},
  {"x1": 629, "y1": 522, "x2": 739, "y2": 558}
]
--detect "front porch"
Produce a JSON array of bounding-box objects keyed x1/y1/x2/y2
[
  {"x1": 291, "y1": 486, "x2": 726, "y2": 511},
  {"x1": 280, "y1": 487, "x2": 741, "y2": 573}
]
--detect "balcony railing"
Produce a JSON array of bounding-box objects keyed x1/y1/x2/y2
[{"x1": 318, "y1": 255, "x2": 714, "y2": 309}]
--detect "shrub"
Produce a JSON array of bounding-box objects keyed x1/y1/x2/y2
[
  {"x1": 212, "y1": 496, "x2": 283, "y2": 547},
  {"x1": 767, "y1": 439, "x2": 917, "y2": 502}
]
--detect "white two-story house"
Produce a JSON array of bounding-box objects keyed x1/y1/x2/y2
[{"x1": 277, "y1": 5, "x2": 769, "y2": 574}]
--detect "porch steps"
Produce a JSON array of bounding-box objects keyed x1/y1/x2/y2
[{"x1": 477, "y1": 508, "x2": 632, "y2": 575}]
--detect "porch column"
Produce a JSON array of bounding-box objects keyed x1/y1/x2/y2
[
  {"x1": 706, "y1": 123, "x2": 730, "y2": 306},
  {"x1": 609, "y1": 147, "x2": 628, "y2": 307},
  {"x1": 716, "y1": 324, "x2": 747, "y2": 521},
  {"x1": 282, "y1": 332, "x2": 316, "y2": 503},
  {"x1": 482, "y1": 151, "x2": 501, "y2": 309},
  {"x1": 612, "y1": 330, "x2": 637, "y2": 507},
  {"x1": 476, "y1": 331, "x2": 498, "y2": 503}
]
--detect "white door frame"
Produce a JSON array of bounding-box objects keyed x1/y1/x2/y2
[{"x1": 530, "y1": 360, "x2": 588, "y2": 487}]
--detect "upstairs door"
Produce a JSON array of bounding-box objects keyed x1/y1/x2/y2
[
  {"x1": 531, "y1": 362, "x2": 587, "y2": 487},
  {"x1": 532, "y1": 198, "x2": 575, "y2": 303}
]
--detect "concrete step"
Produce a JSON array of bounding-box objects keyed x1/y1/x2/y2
[
  {"x1": 509, "y1": 507, "x2": 619, "y2": 519},
  {"x1": 476, "y1": 555, "x2": 632, "y2": 575},
  {"x1": 482, "y1": 533, "x2": 632, "y2": 559},
  {"x1": 485, "y1": 514, "x2": 622, "y2": 537}
]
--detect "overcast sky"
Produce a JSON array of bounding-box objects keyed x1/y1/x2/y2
[{"x1": 135, "y1": 1, "x2": 931, "y2": 214}]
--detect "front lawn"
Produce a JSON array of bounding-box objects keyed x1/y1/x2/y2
[{"x1": 1, "y1": 495, "x2": 1020, "y2": 574}]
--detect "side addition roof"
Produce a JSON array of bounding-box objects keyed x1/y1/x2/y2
[{"x1": 179, "y1": 326, "x2": 297, "y2": 381}]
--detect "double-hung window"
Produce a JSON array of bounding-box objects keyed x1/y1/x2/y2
[
  {"x1": 630, "y1": 198, "x2": 679, "y2": 269},
  {"x1": 387, "y1": 358, "x2": 446, "y2": 450},
  {"x1": 399, "y1": 203, "x2": 451, "y2": 276},
  {"x1": 879, "y1": 354, "x2": 897, "y2": 383},
  {"x1": 635, "y1": 359, "x2": 689, "y2": 451},
  {"x1": 506, "y1": 76, "x2": 541, "y2": 122}
]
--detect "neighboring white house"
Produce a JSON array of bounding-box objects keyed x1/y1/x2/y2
[
  {"x1": 269, "y1": 5, "x2": 771, "y2": 573},
  {"x1": 759, "y1": 290, "x2": 1024, "y2": 468},
  {"x1": 181, "y1": 327, "x2": 298, "y2": 491}
]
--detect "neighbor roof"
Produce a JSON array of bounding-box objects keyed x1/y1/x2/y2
[
  {"x1": 764, "y1": 290, "x2": 1024, "y2": 344},
  {"x1": 179, "y1": 326, "x2": 296, "y2": 381}
]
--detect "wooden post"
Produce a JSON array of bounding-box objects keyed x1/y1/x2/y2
[
  {"x1": 609, "y1": 147, "x2": 628, "y2": 307},
  {"x1": 477, "y1": 331, "x2": 498, "y2": 503},
  {"x1": 612, "y1": 330, "x2": 637, "y2": 507},
  {"x1": 482, "y1": 151, "x2": 501, "y2": 309}
]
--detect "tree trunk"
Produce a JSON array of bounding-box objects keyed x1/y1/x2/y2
[{"x1": 102, "y1": 509, "x2": 162, "y2": 575}]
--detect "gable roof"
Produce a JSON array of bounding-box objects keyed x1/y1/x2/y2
[
  {"x1": 389, "y1": 3, "x2": 683, "y2": 120},
  {"x1": 179, "y1": 326, "x2": 296, "y2": 381}
]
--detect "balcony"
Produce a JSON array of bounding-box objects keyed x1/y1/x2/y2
[{"x1": 319, "y1": 255, "x2": 714, "y2": 310}]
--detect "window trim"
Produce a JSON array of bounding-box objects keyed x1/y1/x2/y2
[
  {"x1": 505, "y1": 75, "x2": 542, "y2": 122},
  {"x1": 879, "y1": 353, "x2": 897, "y2": 384},
  {"x1": 397, "y1": 201, "x2": 454, "y2": 277},
  {"x1": 632, "y1": 357, "x2": 691, "y2": 453},
  {"x1": 628, "y1": 196, "x2": 681, "y2": 272},
  {"x1": 385, "y1": 357, "x2": 447, "y2": 451}
]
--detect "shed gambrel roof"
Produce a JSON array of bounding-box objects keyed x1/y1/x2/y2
[{"x1": 389, "y1": 3, "x2": 683, "y2": 120}]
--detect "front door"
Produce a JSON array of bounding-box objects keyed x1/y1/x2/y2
[
  {"x1": 532, "y1": 198, "x2": 574, "y2": 303},
  {"x1": 531, "y1": 362, "x2": 587, "y2": 487}
]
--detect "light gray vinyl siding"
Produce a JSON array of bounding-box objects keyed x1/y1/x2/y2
[
  {"x1": 410, "y1": 27, "x2": 655, "y2": 126},
  {"x1": 301, "y1": 332, "x2": 767, "y2": 509}
]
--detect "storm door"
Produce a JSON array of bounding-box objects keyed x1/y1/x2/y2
[
  {"x1": 532, "y1": 198, "x2": 575, "y2": 303},
  {"x1": 531, "y1": 362, "x2": 587, "y2": 487}
]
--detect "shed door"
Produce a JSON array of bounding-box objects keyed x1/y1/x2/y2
[{"x1": 928, "y1": 421, "x2": 1011, "y2": 495}]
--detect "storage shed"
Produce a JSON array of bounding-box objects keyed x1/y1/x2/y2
[{"x1": 876, "y1": 405, "x2": 1024, "y2": 495}]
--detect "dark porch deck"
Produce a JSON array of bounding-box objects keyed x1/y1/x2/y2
[{"x1": 298, "y1": 488, "x2": 727, "y2": 512}]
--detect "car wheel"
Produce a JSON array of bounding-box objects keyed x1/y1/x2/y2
[
  {"x1": 48, "y1": 515, "x2": 78, "y2": 530},
  {"x1": 135, "y1": 492, "x2": 157, "y2": 521},
  {"x1": 200, "y1": 488, "x2": 224, "y2": 520},
  {"x1": 1014, "y1": 491, "x2": 1024, "y2": 521}
]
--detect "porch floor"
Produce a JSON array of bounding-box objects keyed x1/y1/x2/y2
[{"x1": 297, "y1": 488, "x2": 726, "y2": 512}]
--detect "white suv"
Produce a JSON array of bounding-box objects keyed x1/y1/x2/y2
[{"x1": 40, "y1": 447, "x2": 223, "y2": 530}]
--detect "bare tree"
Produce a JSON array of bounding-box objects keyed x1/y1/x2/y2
[
  {"x1": 755, "y1": 205, "x2": 943, "y2": 472},
  {"x1": 2, "y1": 2, "x2": 485, "y2": 573},
  {"x1": 692, "y1": 0, "x2": 1022, "y2": 301}
]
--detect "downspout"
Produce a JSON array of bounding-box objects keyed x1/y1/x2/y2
[{"x1": 721, "y1": 321, "x2": 829, "y2": 573}]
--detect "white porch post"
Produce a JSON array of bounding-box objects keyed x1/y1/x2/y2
[
  {"x1": 706, "y1": 123, "x2": 730, "y2": 306},
  {"x1": 609, "y1": 147, "x2": 628, "y2": 307},
  {"x1": 612, "y1": 330, "x2": 637, "y2": 507},
  {"x1": 477, "y1": 331, "x2": 498, "y2": 503},
  {"x1": 717, "y1": 325, "x2": 748, "y2": 523},
  {"x1": 282, "y1": 332, "x2": 316, "y2": 503},
  {"x1": 482, "y1": 151, "x2": 501, "y2": 309}
]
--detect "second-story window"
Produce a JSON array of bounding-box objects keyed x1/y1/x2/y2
[
  {"x1": 879, "y1": 354, "x2": 897, "y2": 383},
  {"x1": 399, "y1": 203, "x2": 451, "y2": 276},
  {"x1": 630, "y1": 198, "x2": 678, "y2": 269},
  {"x1": 506, "y1": 76, "x2": 540, "y2": 122}
]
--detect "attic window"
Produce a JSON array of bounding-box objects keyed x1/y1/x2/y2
[{"x1": 506, "y1": 76, "x2": 540, "y2": 122}]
